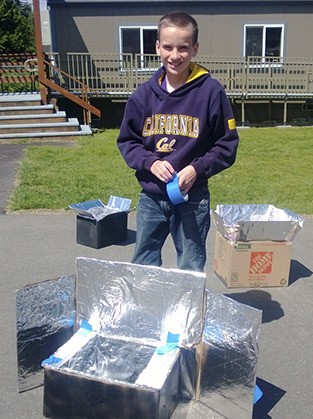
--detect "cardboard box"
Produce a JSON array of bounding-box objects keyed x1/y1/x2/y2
[
  {"x1": 213, "y1": 232, "x2": 292, "y2": 288},
  {"x1": 16, "y1": 259, "x2": 262, "y2": 418},
  {"x1": 44, "y1": 334, "x2": 180, "y2": 419},
  {"x1": 76, "y1": 211, "x2": 128, "y2": 249},
  {"x1": 70, "y1": 196, "x2": 131, "y2": 249},
  {"x1": 42, "y1": 258, "x2": 207, "y2": 418},
  {"x1": 211, "y1": 204, "x2": 304, "y2": 242}
]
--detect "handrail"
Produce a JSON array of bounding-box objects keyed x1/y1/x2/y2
[
  {"x1": 24, "y1": 56, "x2": 101, "y2": 125},
  {"x1": 60, "y1": 53, "x2": 313, "y2": 98},
  {"x1": 3, "y1": 52, "x2": 313, "y2": 112}
]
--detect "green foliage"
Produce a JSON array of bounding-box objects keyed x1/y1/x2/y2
[
  {"x1": 8, "y1": 127, "x2": 313, "y2": 215},
  {"x1": 0, "y1": 0, "x2": 35, "y2": 53}
]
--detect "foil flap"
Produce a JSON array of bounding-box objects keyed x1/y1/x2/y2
[
  {"x1": 16, "y1": 274, "x2": 75, "y2": 392},
  {"x1": 212, "y1": 204, "x2": 304, "y2": 241},
  {"x1": 69, "y1": 196, "x2": 131, "y2": 221},
  {"x1": 200, "y1": 289, "x2": 262, "y2": 418},
  {"x1": 75, "y1": 258, "x2": 206, "y2": 348}
]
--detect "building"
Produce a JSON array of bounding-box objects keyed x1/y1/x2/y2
[{"x1": 46, "y1": 0, "x2": 313, "y2": 127}]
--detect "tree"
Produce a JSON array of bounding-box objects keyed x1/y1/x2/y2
[{"x1": 0, "y1": 0, "x2": 35, "y2": 53}]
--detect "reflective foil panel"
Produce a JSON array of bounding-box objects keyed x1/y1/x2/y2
[
  {"x1": 43, "y1": 258, "x2": 206, "y2": 419},
  {"x1": 16, "y1": 274, "x2": 75, "y2": 392},
  {"x1": 75, "y1": 258, "x2": 207, "y2": 348},
  {"x1": 199, "y1": 289, "x2": 262, "y2": 418}
]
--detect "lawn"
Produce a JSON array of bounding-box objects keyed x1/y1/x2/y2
[{"x1": 8, "y1": 127, "x2": 313, "y2": 215}]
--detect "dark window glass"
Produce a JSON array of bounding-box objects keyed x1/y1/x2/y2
[
  {"x1": 143, "y1": 29, "x2": 157, "y2": 54},
  {"x1": 265, "y1": 27, "x2": 282, "y2": 57},
  {"x1": 121, "y1": 29, "x2": 140, "y2": 55},
  {"x1": 246, "y1": 27, "x2": 263, "y2": 57}
]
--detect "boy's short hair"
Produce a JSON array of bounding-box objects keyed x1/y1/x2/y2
[{"x1": 157, "y1": 11, "x2": 199, "y2": 45}]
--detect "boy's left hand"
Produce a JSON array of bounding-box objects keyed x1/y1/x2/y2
[{"x1": 177, "y1": 166, "x2": 197, "y2": 194}]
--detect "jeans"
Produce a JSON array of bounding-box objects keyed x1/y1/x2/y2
[{"x1": 132, "y1": 189, "x2": 211, "y2": 272}]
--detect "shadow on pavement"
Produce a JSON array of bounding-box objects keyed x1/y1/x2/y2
[
  {"x1": 289, "y1": 259, "x2": 313, "y2": 285},
  {"x1": 119, "y1": 228, "x2": 136, "y2": 246},
  {"x1": 225, "y1": 290, "x2": 284, "y2": 323},
  {"x1": 253, "y1": 377, "x2": 286, "y2": 419}
]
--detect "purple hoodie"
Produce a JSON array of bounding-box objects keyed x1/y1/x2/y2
[{"x1": 117, "y1": 63, "x2": 239, "y2": 194}]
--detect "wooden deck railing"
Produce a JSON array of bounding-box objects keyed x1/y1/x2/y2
[
  {"x1": 2, "y1": 53, "x2": 313, "y2": 99},
  {"x1": 49, "y1": 53, "x2": 313, "y2": 99},
  {"x1": 0, "y1": 53, "x2": 37, "y2": 92},
  {"x1": 2, "y1": 53, "x2": 313, "y2": 125},
  {"x1": 0, "y1": 53, "x2": 101, "y2": 125}
]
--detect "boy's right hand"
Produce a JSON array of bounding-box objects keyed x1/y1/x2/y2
[{"x1": 150, "y1": 160, "x2": 175, "y2": 183}]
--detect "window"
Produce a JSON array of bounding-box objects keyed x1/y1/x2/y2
[
  {"x1": 119, "y1": 26, "x2": 158, "y2": 69},
  {"x1": 244, "y1": 24, "x2": 284, "y2": 63}
]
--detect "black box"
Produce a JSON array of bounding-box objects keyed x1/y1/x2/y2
[
  {"x1": 43, "y1": 335, "x2": 180, "y2": 419},
  {"x1": 76, "y1": 211, "x2": 128, "y2": 249}
]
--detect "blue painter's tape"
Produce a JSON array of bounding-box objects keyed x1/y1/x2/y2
[
  {"x1": 81, "y1": 319, "x2": 93, "y2": 331},
  {"x1": 41, "y1": 354, "x2": 62, "y2": 366},
  {"x1": 166, "y1": 331, "x2": 180, "y2": 344},
  {"x1": 155, "y1": 331, "x2": 180, "y2": 355},
  {"x1": 253, "y1": 384, "x2": 263, "y2": 404},
  {"x1": 166, "y1": 173, "x2": 189, "y2": 205}
]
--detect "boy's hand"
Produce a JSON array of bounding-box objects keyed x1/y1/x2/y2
[
  {"x1": 150, "y1": 160, "x2": 175, "y2": 182},
  {"x1": 177, "y1": 166, "x2": 197, "y2": 194}
]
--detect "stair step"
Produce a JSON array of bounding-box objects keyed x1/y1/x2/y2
[
  {"x1": 0, "y1": 124, "x2": 92, "y2": 140},
  {"x1": 0, "y1": 93, "x2": 42, "y2": 107},
  {"x1": 0, "y1": 118, "x2": 80, "y2": 134},
  {"x1": 0, "y1": 111, "x2": 67, "y2": 125},
  {"x1": 0, "y1": 104, "x2": 55, "y2": 115},
  {"x1": 0, "y1": 93, "x2": 93, "y2": 140}
]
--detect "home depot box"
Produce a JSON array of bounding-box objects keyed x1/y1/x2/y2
[
  {"x1": 212, "y1": 204, "x2": 304, "y2": 242},
  {"x1": 213, "y1": 232, "x2": 292, "y2": 288}
]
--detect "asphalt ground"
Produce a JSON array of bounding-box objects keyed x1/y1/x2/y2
[{"x1": 0, "y1": 144, "x2": 312, "y2": 418}]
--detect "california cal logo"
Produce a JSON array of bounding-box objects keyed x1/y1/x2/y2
[{"x1": 156, "y1": 137, "x2": 176, "y2": 152}]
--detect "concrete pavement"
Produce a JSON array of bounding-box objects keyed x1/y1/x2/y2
[
  {"x1": 0, "y1": 144, "x2": 312, "y2": 418},
  {"x1": 1, "y1": 211, "x2": 312, "y2": 418}
]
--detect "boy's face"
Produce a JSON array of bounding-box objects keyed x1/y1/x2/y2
[{"x1": 156, "y1": 26, "x2": 199, "y2": 84}]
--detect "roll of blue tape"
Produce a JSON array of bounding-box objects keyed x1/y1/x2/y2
[{"x1": 166, "y1": 173, "x2": 189, "y2": 205}]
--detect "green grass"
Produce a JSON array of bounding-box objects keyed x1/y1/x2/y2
[{"x1": 8, "y1": 127, "x2": 313, "y2": 215}]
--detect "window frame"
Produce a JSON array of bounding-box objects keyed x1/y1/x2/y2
[
  {"x1": 243, "y1": 23, "x2": 285, "y2": 66},
  {"x1": 119, "y1": 25, "x2": 158, "y2": 70}
]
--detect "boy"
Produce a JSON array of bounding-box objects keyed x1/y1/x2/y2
[{"x1": 117, "y1": 11, "x2": 239, "y2": 272}]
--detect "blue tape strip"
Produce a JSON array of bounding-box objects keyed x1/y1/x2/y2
[
  {"x1": 253, "y1": 384, "x2": 263, "y2": 404},
  {"x1": 155, "y1": 331, "x2": 180, "y2": 355},
  {"x1": 81, "y1": 319, "x2": 93, "y2": 331},
  {"x1": 166, "y1": 173, "x2": 189, "y2": 205},
  {"x1": 41, "y1": 354, "x2": 62, "y2": 366}
]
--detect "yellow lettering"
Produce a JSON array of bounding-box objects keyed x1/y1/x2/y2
[
  {"x1": 156, "y1": 137, "x2": 176, "y2": 152},
  {"x1": 142, "y1": 114, "x2": 200, "y2": 138},
  {"x1": 143, "y1": 117, "x2": 152, "y2": 136}
]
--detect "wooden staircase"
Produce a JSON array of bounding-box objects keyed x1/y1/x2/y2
[{"x1": 0, "y1": 93, "x2": 92, "y2": 142}]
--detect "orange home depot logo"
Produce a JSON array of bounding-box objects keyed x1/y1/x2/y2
[{"x1": 249, "y1": 251, "x2": 273, "y2": 275}]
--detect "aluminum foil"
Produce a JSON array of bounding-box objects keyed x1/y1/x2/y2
[
  {"x1": 177, "y1": 289, "x2": 262, "y2": 419},
  {"x1": 17, "y1": 259, "x2": 262, "y2": 418},
  {"x1": 199, "y1": 289, "x2": 262, "y2": 418},
  {"x1": 16, "y1": 274, "x2": 75, "y2": 392},
  {"x1": 60, "y1": 335, "x2": 156, "y2": 383},
  {"x1": 212, "y1": 204, "x2": 304, "y2": 242},
  {"x1": 43, "y1": 259, "x2": 200, "y2": 418},
  {"x1": 75, "y1": 258, "x2": 207, "y2": 348},
  {"x1": 69, "y1": 196, "x2": 131, "y2": 221},
  {"x1": 43, "y1": 339, "x2": 180, "y2": 418}
]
